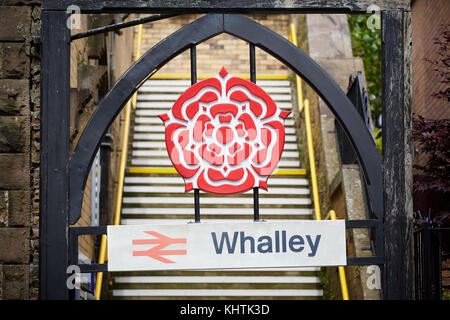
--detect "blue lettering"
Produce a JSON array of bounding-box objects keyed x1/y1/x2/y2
[
  {"x1": 306, "y1": 235, "x2": 321, "y2": 257},
  {"x1": 288, "y1": 235, "x2": 304, "y2": 252},
  {"x1": 257, "y1": 236, "x2": 273, "y2": 253},
  {"x1": 211, "y1": 232, "x2": 239, "y2": 254},
  {"x1": 240, "y1": 232, "x2": 255, "y2": 253}
]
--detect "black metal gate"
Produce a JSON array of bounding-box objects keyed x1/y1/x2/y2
[
  {"x1": 40, "y1": 1, "x2": 413, "y2": 300},
  {"x1": 414, "y1": 216, "x2": 450, "y2": 300}
]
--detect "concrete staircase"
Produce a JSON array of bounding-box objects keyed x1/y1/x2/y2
[{"x1": 108, "y1": 78, "x2": 323, "y2": 300}]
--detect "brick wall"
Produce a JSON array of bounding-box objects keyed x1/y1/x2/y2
[
  {"x1": 0, "y1": 1, "x2": 40, "y2": 300},
  {"x1": 139, "y1": 14, "x2": 290, "y2": 76},
  {"x1": 412, "y1": 0, "x2": 450, "y2": 120},
  {"x1": 411, "y1": 0, "x2": 450, "y2": 172}
]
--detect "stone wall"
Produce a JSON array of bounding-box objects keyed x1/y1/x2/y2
[
  {"x1": 0, "y1": 4, "x2": 136, "y2": 299},
  {"x1": 0, "y1": 1, "x2": 40, "y2": 300}
]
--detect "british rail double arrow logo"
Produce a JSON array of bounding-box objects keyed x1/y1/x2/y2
[{"x1": 132, "y1": 231, "x2": 187, "y2": 263}]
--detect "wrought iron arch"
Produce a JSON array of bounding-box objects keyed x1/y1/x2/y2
[{"x1": 69, "y1": 13, "x2": 383, "y2": 224}]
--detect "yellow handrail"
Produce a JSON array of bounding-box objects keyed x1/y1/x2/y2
[
  {"x1": 329, "y1": 210, "x2": 350, "y2": 300},
  {"x1": 94, "y1": 23, "x2": 143, "y2": 300},
  {"x1": 288, "y1": 24, "x2": 320, "y2": 221},
  {"x1": 304, "y1": 99, "x2": 321, "y2": 221}
]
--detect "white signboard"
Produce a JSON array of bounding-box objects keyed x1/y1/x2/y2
[{"x1": 107, "y1": 220, "x2": 346, "y2": 272}]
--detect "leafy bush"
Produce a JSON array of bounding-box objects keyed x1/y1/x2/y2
[{"x1": 413, "y1": 115, "x2": 450, "y2": 193}]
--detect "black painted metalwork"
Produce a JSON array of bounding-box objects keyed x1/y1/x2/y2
[
  {"x1": 40, "y1": 10, "x2": 71, "y2": 300},
  {"x1": 413, "y1": 217, "x2": 449, "y2": 300},
  {"x1": 194, "y1": 190, "x2": 200, "y2": 223},
  {"x1": 249, "y1": 42, "x2": 260, "y2": 222},
  {"x1": 69, "y1": 226, "x2": 108, "y2": 273},
  {"x1": 335, "y1": 72, "x2": 381, "y2": 258},
  {"x1": 253, "y1": 188, "x2": 260, "y2": 222},
  {"x1": 71, "y1": 13, "x2": 178, "y2": 41},
  {"x1": 190, "y1": 45, "x2": 197, "y2": 85},
  {"x1": 43, "y1": 0, "x2": 410, "y2": 13},
  {"x1": 345, "y1": 219, "x2": 384, "y2": 265},
  {"x1": 190, "y1": 45, "x2": 201, "y2": 223},
  {"x1": 249, "y1": 43, "x2": 256, "y2": 83},
  {"x1": 336, "y1": 72, "x2": 373, "y2": 165},
  {"x1": 38, "y1": 0, "x2": 414, "y2": 301},
  {"x1": 69, "y1": 14, "x2": 383, "y2": 227}
]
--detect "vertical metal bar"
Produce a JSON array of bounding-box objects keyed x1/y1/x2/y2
[
  {"x1": 381, "y1": 9, "x2": 413, "y2": 300},
  {"x1": 253, "y1": 188, "x2": 260, "y2": 222},
  {"x1": 422, "y1": 221, "x2": 431, "y2": 299},
  {"x1": 249, "y1": 43, "x2": 259, "y2": 221},
  {"x1": 249, "y1": 43, "x2": 256, "y2": 83},
  {"x1": 437, "y1": 230, "x2": 443, "y2": 300},
  {"x1": 40, "y1": 10, "x2": 70, "y2": 300},
  {"x1": 99, "y1": 134, "x2": 113, "y2": 226},
  {"x1": 191, "y1": 45, "x2": 200, "y2": 222},
  {"x1": 413, "y1": 230, "x2": 419, "y2": 299},
  {"x1": 194, "y1": 189, "x2": 200, "y2": 223},
  {"x1": 191, "y1": 45, "x2": 197, "y2": 85}
]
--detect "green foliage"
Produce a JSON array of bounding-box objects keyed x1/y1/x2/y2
[
  {"x1": 318, "y1": 267, "x2": 337, "y2": 300},
  {"x1": 373, "y1": 127, "x2": 382, "y2": 154},
  {"x1": 347, "y1": 14, "x2": 382, "y2": 129},
  {"x1": 443, "y1": 289, "x2": 450, "y2": 300}
]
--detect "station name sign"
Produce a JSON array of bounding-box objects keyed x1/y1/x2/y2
[{"x1": 107, "y1": 220, "x2": 346, "y2": 271}]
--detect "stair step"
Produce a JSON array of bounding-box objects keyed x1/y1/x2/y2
[
  {"x1": 138, "y1": 93, "x2": 293, "y2": 101},
  {"x1": 142, "y1": 79, "x2": 292, "y2": 87},
  {"x1": 123, "y1": 186, "x2": 309, "y2": 195},
  {"x1": 129, "y1": 158, "x2": 302, "y2": 168},
  {"x1": 120, "y1": 218, "x2": 313, "y2": 225},
  {"x1": 124, "y1": 176, "x2": 309, "y2": 186},
  {"x1": 138, "y1": 86, "x2": 292, "y2": 94},
  {"x1": 112, "y1": 288, "x2": 323, "y2": 298},
  {"x1": 134, "y1": 117, "x2": 296, "y2": 126},
  {"x1": 114, "y1": 275, "x2": 321, "y2": 284},
  {"x1": 123, "y1": 197, "x2": 312, "y2": 205},
  {"x1": 121, "y1": 207, "x2": 313, "y2": 216},
  {"x1": 131, "y1": 138, "x2": 298, "y2": 147},
  {"x1": 136, "y1": 102, "x2": 294, "y2": 109}
]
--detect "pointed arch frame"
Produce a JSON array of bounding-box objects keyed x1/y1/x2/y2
[{"x1": 68, "y1": 14, "x2": 383, "y2": 224}]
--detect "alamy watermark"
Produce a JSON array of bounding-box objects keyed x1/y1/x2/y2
[
  {"x1": 66, "y1": 265, "x2": 81, "y2": 290},
  {"x1": 66, "y1": 5, "x2": 81, "y2": 30},
  {"x1": 366, "y1": 5, "x2": 381, "y2": 30},
  {"x1": 366, "y1": 265, "x2": 381, "y2": 290}
]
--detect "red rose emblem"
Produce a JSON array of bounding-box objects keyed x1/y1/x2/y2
[{"x1": 159, "y1": 67, "x2": 290, "y2": 194}]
